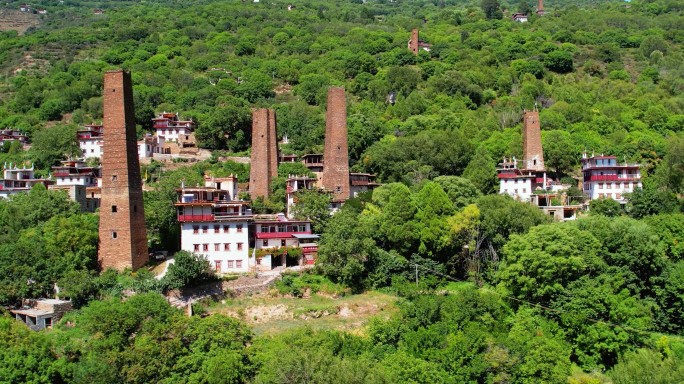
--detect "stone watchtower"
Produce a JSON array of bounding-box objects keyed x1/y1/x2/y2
[
  {"x1": 408, "y1": 28, "x2": 419, "y2": 55},
  {"x1": 98, "y1": 70, "x2": 148, "y2": 271},
  {"x1": 249, "y1": 108, "x2": 278, "y2": 199},
  {"x1": 322, "y1": 87, "x2": 350, "y2": 202},
  {"x1": 522, "y1": 109, "x2": 545, "y2": 171}
]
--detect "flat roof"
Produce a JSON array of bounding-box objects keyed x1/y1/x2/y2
[
  {"x1": 10, "y1": 308, "x2": 52, "y2": 316},
  {"x1": 293, "y1": 234, "x2": 320, "y2": 240}
]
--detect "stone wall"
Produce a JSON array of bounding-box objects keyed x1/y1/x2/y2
[
  {"x1": 98, "y1": 70, "x2": 148, "y2": 271},
  {"x1": 522, "y1": 110, "x2": 545, "y2": 171},
  {"x1": 322, "y1": 87, "x2": 350, "y2": 202},
  {"x1": 249, "y1": 108, "x2": 278, "y2": 199}
]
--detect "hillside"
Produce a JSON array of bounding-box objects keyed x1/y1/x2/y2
[{"x1": 0, "y1": 0, "x2": 684, "y2": 383}]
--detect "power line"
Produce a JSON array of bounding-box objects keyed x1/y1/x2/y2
[{"x1": 412, "y1": 263, "x2": 674, "y2": 338}]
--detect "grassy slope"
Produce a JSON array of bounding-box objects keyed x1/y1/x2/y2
[{"x1": 207, "y1": 290, "x2": 399, "y2": 336}]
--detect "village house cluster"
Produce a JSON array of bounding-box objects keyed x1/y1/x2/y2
[
  {"x1": 496, "y1": 109, "x2": 642, "y2": 221},
  {"x1": 512, "y1": 0, "x2": 546, "y2": 22},
  {"x1": 0, "y1": 60, "x2": 644, "y2": 276},
  {"x1": 78, "y1": 112, "x2": 197, "y2": 161}
]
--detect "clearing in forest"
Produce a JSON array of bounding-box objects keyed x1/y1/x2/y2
[{"x1": 207, "y1": 290, "x2": 399, "y2": 336}]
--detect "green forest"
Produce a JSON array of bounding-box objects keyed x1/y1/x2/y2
[{"x1": 1, "y1": 0, "x2": 684, "y2": 382}]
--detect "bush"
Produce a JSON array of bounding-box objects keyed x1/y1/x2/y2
[
  {"x1": 275, "y1": 272, "x2": 347, "y2": 297},
  {"x1": 162, "y1": 251, "x2": 215, "y2": 291}
]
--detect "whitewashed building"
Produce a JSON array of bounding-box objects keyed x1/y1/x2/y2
[
  {"x1": 175, "y1": 176, "x2": 252, "y2": 273},
  {"x1": 77, "y1": 124, "x2": 104, "y2": 160},
  {"x1": 581, "y1": 153, "x2": 642, "y2": 202},
  {"x1": 0, "y1": 163, "x2": 53, "y2": 198}
]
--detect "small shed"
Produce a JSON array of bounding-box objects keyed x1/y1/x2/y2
[{"x1": 10, "y1": 299, "x2": 72, "y2": 331}]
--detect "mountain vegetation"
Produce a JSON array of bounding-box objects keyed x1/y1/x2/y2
[{"x1": 1, "y1": 0, "x2": 684, "y2": 382}]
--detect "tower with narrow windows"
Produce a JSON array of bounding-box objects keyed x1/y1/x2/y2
[
  {"x1": 249, "y1": 108, "x2": 278, "y2": 199},
  {"x1": 522, "y1": 109, "x2": 545, "y2": 171},
  {"x1": 322, "y1": 87, "x2": 350, "y2": 202},
  {"x1": 98, "y1": 70, "x2": 148, "y2": 271}
]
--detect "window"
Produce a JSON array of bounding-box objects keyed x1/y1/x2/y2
[
  {"x1": 193, "y1": 225, "x2": 199, "y2": 234},
  {"x1": 112, "y1": 175, "x2": 117, "y2": 181},
  {"x1": 45, "y1": 317, "x2": 52, "y2": 329},
  {"x1": 202, "y1": 226, "x2": 208, "y2": 233},
  {"x1": 598, "y1": 183, "x2": 604, "y2": 189},
  {"x1": 262, "y1": 240, "x2": 269, "y2": 247},
  {"x1": 214, "y1": 243, "x2": 220, "y2": 251},
  {"x1": 202, "y1": 244, "x2": 209, "y2": 252},
  {"x1": 607, "y1": 183, "x2": 612, "y2": 189},
  {"x1": 133, "y1": 205, "x2": 137, "y2": 213},
  {"x1": 227, "y1": 260, "x2": 234, "y2": 268},
  {"x1": 224, "y1": 243, "x2": 230, "y2": 251},
  {"x1": 281, "y1": 239, "x2": 286, "y2": 247},
  {"x1": 223, "y1": 225, "x2": 230, "y2": 233},
  {"x1": 214, "y1": 261, "x2": 221, "y2": 272},
  {"x1": 236, "y1": 260, "x2": 243, "y2": 268},
  {"x1": 194, "y1": 244, "x2": 200, "y2": 252},
  {"x1": 111, "y1": 205, "x2": 117, "y2": 212},
  {"x1": 214, "y1": 225, "x2": 220, "y2": 233},
  {"x1": 616, "y1": 193, "x2": 622, "y2": 199},
  {"x1": 237, "y1": 243, "x2": 243, "y2": 251},
  {"x1": 257, "y1": 258, "x2": 261, "y2": 265},
  {"x1": 522, "y1": 188, "x2": 527, "y2": 193},
  {"x1": 237, "y1": 224, "x2": 243, "y2": 233},
  {"x1": 111, "y1": 231, "x2": 117, "y2": 239}
]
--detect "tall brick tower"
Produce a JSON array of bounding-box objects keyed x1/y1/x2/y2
[
  {"x1": 322, "y1": 87, "x2": 350, "y2": 202},
  {"x1": 98, "y1": 70, "x2": 148, "y2": 271},
  {"x1": 408, "y1": 28, "x2": 419, "y2": 55},
  {"x1": 536, "y1": 0, "x2": 546, "y2": 15},
  {"x1": 249, "y1": 108, "x2": 278, "y2": 199},
  {"x1": 522, "y1": 109, "x2": 545, "y2": 171}
]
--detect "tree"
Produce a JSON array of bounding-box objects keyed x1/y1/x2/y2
[
  {"x1": 196, "y1": 97, "x2": 252, "y2": 151},
  {"x1": 317, "y1": 208, "x2": 378, "y2": 291},
  {"x1": 162, "y1": 250, "x2": 214, "y2": 290},
  {"x1": 413, "y1": 181, "x2": 455, "y2": 258},
  {"x1": 517, "y1": 0, "x2": 531, "y2": 14},
  {"x1": 542, "y1": 130, "x2": 577, "y2": 177},
  {"x1": 291, "y1": 190, "x2": 332, "y2": 234},
  {"x1": 433, "y1": 176, "x2": 482, "y2": 210},
  {"x1": 481, "y1": 0, "x2": 503, "y2": 19},
  {"x1": 462, "y1": 147, "x2": 498, "y2": 194},
  {"x1": 654, "y1": 135, "x2": 684, "y2": 194},
  {"x1": 656, "y1": 261, "x2": 684, "y2": 334},
  {"x1": 644, "y1": 214, "x2": 684, "y2": 261},
  {"x1": 386, "y1": 66, "x2": 421, "y2": 98},
  {"x1": 626, "y1": 185, "x2": 679, "y2": 219},
  {"x1": 295, "y1": 74, "x2": 331, "y2": 105},
  {"x1": 553, "y1": 273, "x2": 654, "y2": 369},
  {"x1": 30, "y1": 124, "x2": 81, "y2": 170},
  {"x1": 0, "y1": 317, "x2": 63, "y2": 383},
  {"x1": 506, "y1": 308, "x2": 572, "y2": 382},
  {"x1": 590, "y1": 198, "x2": 623, "y2": 217},
  {"x1": 574, "y1": 215, "x2": 667, "y2": 293},
  {"x1": 544, "y1": 50, "x2": 574, "y2": 73},
  {"x1": 498, "y1": 223, "x2": 604, "y2": 303},
  {"x1": 475, "y1": 194, "x2": 550, "y2": 254},
  {"x1": 610, "y1": 349, "x2": 684, "y2": 384}
]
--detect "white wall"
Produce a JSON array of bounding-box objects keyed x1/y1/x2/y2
[
  {"x1": 499, "y1": 178, "x2": 533, "y2": 201},
  {"x1": 180, "y1": 221, "x2": 250, "y2": 273},
  {"x1": 79, "y1": 139, "x2": 103, "y2": 159},
  {"x1": 585, "y1": 181, "x2": 642, "y2": 201}
]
